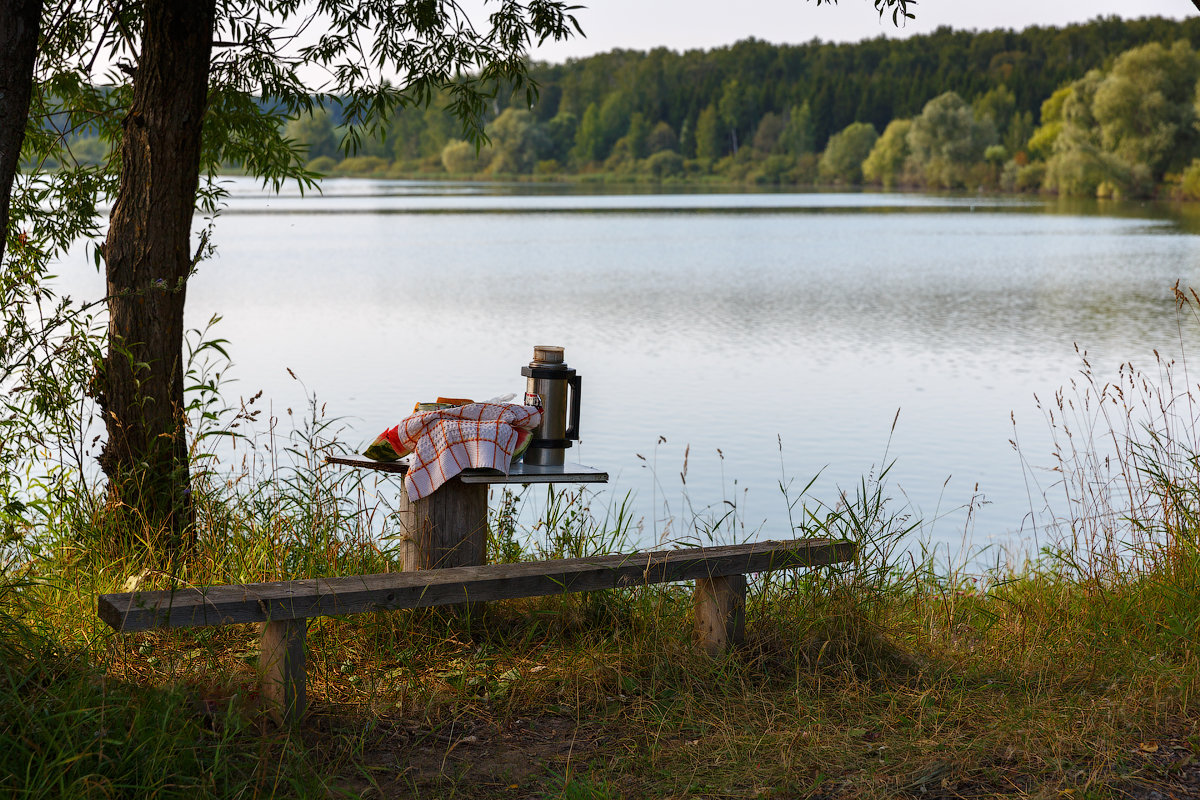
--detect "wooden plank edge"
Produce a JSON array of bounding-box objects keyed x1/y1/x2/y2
[
  {"x1": 457, "y1": 470, "x2": 610, "y2": 485},
  {"x1": 326, "y1": 454, "x2": 407, "y2": 474},
  {"x1": 99, "y1": 539, "x2": 855, "y2": 632},
  {"x1": 324, "y1": 455, "x2": 609, "y2": 484}
]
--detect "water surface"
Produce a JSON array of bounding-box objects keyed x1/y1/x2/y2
[{"x1": 58, "y1": 179, "x2": 1200, "y2": 556}]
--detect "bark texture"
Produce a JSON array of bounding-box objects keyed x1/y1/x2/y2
[
  {"x1": 99, "y1": 0, "x2": 216, "y2": 552},
  {"x1": 0, "y1": 0, "x2": 43, "y2": 267}
]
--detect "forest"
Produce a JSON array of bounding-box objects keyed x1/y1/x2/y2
[
  {"x1": 232, "y1": 14, "x2": 1200, "y2": 199},
  {"x1": 52, "y1": 15, "x2": 1200, "y2": 198}
]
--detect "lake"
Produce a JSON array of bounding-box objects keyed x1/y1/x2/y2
[{"x1": 56, "y1": 179, "x2": 1200, "y2": 559}]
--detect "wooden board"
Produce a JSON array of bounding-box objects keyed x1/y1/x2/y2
[
  {"x1": 324, "y1": 455, "x2": 608, "y2": 484},
  {"x1": 98, "y1": 538, "x2": 854, "y2": 632},
  {"x1": 396, "y1": 477, "x2": 488, "y2": 571},
  {"x1": 695, "y1": 574, "x2": 747, "y2": 656},
  {"x1": 259, "y1": 619, "x2": 306, "y2": 725}
]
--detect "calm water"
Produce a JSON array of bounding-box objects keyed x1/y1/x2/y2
[{"x1": 57, "y1": 179, "x2": 1200, "y2": 556}]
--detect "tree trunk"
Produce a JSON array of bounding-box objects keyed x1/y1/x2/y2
[
  {"x1": 99, "y1": 0, "x2": 215, "y2": 554},
  {"x1": 0, "y1": 0, "x2": 43, "y2": 267}
]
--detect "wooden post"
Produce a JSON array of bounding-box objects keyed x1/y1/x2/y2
[
  {"x1": 260, "y1": 618, "x2": 306, "y2": 725},
  {"x1": 395, "y1": 477, "x2": 420, "y2": 571},
  {"x1": 694, "y1": 574, "x2": 746, "y2": 656},
  {"x1": 397, "y1": 477, "x2": 488, "y2": 570},
  {"x1": 396, "y1": 476, "x2": 488, "y2": 616}
]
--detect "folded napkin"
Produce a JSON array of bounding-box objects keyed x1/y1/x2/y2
[{"x1": 375, "y1": 402, "x2": 542, "y2": 500}]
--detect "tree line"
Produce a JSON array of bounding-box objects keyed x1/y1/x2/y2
[{"x1": 243, "y1": 15, "x2": 1200, "y2": 199}]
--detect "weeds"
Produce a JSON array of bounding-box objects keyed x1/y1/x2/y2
[{"x1": 3, "y1": 300, "x2": 1200, "y2": 797}]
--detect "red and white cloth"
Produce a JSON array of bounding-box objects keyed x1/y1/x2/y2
[{"x1": 393, "y1": 402, "x2": 542, "y2": 499}]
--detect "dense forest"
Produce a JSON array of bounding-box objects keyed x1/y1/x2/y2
[{"x1": 61, "y1": 15, "x2": 1200, "y2": 197}]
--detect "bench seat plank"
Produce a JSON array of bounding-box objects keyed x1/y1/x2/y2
[{"x1": 98, "y1": 538, "x2": 851, "y2": 632}]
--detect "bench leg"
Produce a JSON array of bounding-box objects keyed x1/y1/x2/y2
[
  {"x1": 694, "y1": 575, "x2": 746, "y2": 656},
  {"x1": 260, "y1": 618, "x2": 306, "y2": 725}
]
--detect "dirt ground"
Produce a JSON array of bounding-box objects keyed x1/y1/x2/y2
[
  {"x1": 298, "y1": 709, "x2": 1200, "y2": 800},
  {"x1": 307, "y1": 711, "x2": 618, "y2": 798}
]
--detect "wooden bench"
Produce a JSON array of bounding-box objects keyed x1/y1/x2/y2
[{"x1": 98, "y1": 537, "x2": 853, "y2": 724}]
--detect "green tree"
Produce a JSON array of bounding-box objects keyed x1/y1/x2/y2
[
  {"x1": 486, "y1": 108, "x2": 552, "y2": 174},
  {"x1": 646, "y1": 121, "x2": 678, "y2": 154},
  {"x1": 678, "y1": 116, "x2": 695, "y2": 158},
  {"x1": 441, "y1": 140, "x2": 492, "y2": 174},
  {"x1": 753, "y1": 112, "x2": 786, "y2": 154},
  {"x1": 645, "y1": 150, "x2": 684, "y2": 179},
  {"x1": 973, "y1": 85, "x2": 1016, "y2": 133},
  {"x1": 1027, "y1": 85, "x2": 1072, "y2": 161},
  {"x1": 596, "y1": 91, "x2": 633, "y2": 160},
  {"x1": 818, "y1": 121, "x2": 878, "y2": 184},
  {"x1": 5, "y1": 0, "x2": 581, "y2": 555},
  {"x1": 285, "y1": 107, "x2": 338, "y2": 163},
  {"x1": 603, "y1": 137, "x2": 635, "y2": 172},
  {"x1": 779, "y1": 103, "x2": 816, "y2": 155},
  {"x1": 1179, "y1": 158, "x2": 1200, "y2": 200},
  {"x1": 625, "y1": 112, "x2": 650, "y2": 160},
  {"x1": 0, "y1": 0, "x2": 41, "y2": 270},
  {"x1": 572, "y1": 102, "x2": 603, "y2": 163},
  {"x1": 418, "y1": 105, "x2": 458, "y2": 162},
  {"x1": 388, "y1": 101, "x2": 458, "y2": 164},
  {"x1": 1092, "y1": 41, "x2": 1199, "y2": 178},
  {"x1": 1004, "y1": 110, "x2": 1035, "y2": 159},
  {"x1": 545, "y1": 111, "x2": 578, "y2": 163},
  {"x1": 1044, "y1": 41, "x2": 1200, "y2": 197},
  {"x1": 906, "y1": 91, "x2": 997, "y2": 188},
  {"x1": 1042, "y1": 70, "x2": 1108, "y2": 195},
  {"x1": 862, "y1": 118, "x2": 912, "y2": 187},
  {"x1": 389, "y1": 106, "x2": 427, "y2": 162},
  {"x1": 718, "y1": 79, "x2": 754, "y2": 155},
  {"x1": 695, "y1": 104, "x2": 723, "y2": 161}
]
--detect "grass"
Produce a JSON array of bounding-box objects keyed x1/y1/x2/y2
[{"x1": 4, "y1": 307, "x2": 1200, "y2": 797}]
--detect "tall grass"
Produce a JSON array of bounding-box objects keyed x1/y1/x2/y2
[{"x1": 3, "y1": 297, "x2": 1200, "y2": 797}]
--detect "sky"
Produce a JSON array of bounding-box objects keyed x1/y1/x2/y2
[{"x1": 527, "y1": 0, "x2": 1194, "y2": 64}]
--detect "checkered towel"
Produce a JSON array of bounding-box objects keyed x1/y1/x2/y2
[{"x1": 390, "y1": 403, "x2": 542, "y2": 500}]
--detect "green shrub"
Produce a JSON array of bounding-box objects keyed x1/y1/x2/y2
[
  {"x1": 1179, "y1": 159, "x2": 1200, "y2": 200},
  {"x1": 744, "y1": 154, "x2": 789, "y2": 185},
  {"x1": 862, "y1": 119, "x2": 911, "y2": 187},
  {"x1": 1015, "y1": 161, "x2": 1046, "y2": 191},
  {"x1": 306, "y1": 155, "x2": 337, "y2": 174},
  {"x1": 645, "y1": 150, "x2": 684, "y2": 180},
  {"x1": 441, "y1": 139, "x2": 490, "y2": 175},
  {"x1": 333, "y1": 155, "x2": 389, "y2": 176},
  {"x1": 818, "y1": 121, "x2": 878, "y2": 184}
]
